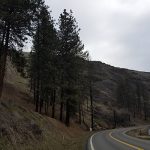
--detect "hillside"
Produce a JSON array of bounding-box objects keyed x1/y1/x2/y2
[
  {"x1": 0, "y1": 58, "x2": 150, "y2": 149},
  {"x1": 0, "y1": 60, "x2": 89, "y2": 150},
  {"x1": 90, "y1": 61, "x2": 150, "y2": 102},
  {"x1": 88, "y1": 61, "x2": 150, "y2": 128}
]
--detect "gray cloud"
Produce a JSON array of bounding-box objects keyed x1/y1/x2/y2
[{"x1": 44, "y1": 0, "x2": 150, "y2": 71}]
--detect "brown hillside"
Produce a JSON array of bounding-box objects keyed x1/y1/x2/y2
[
  {"x1": 88, "y1": 61, "x2": 150, "y2": 127},
  {"x1": 0, "y1": 59, "x2": 89, "y2": 150}
]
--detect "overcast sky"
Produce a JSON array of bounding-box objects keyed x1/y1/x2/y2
[{"x1": 29, "y1": 0, "x2": 150, "y2": 71}]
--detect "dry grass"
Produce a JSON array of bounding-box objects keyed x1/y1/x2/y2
[
  {"x1": 0, "y1": 59, "x2": 90, "y2": 150},
  {"x1": 127, "y1": 127, "x2": 150, "y2": 140},
  {"x1": 0, "y1": 101, "x2": 89, "y2": 150}
]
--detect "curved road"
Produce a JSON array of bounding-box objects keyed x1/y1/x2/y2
[{"x1": 88, "y1": 127, "x2": 150, "y2": 150}]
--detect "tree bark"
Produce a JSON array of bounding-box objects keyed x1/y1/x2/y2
[
  {"x1": 0, "y1": 24, "x2": 6, "y2": 57},
  {"x1": 0, "y1": 23, "x2": 10, "y2": 99},
  {"x1": 65, "y1": 99, "x2": 70, "y2": 126},
  {"x1": 35, "y1": 20, "x2": 40, "y2": 112},
  {"x1": 90, "y1": 83, "x2": 94, "y2": 130},
  {"x1": 78, "y1": 102, "x2": 81, "y2": 124},
  {"x1": 113, "y1": 110, "x2": 117, "y2": 128},
  {"x1": 60, "y1": 88, "x2": 64, "y2": 121},
  {"x1": 39, "y1": 97, "x2": 43, "y2": 114},
  {"x1": 52, "y1": 89, "x2": 56, "y2": 118}
]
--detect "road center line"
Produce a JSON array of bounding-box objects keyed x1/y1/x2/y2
[{"x1": 109, "y1": 132, "x2": 144, "y2": 150}]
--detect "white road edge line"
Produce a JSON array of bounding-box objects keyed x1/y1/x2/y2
[
  {"x1": 90, "y1": 132, "x2": 101, "y2": 150},
  {"x1": 90, "y1": 134, "x2": 95, "y2": 150}
]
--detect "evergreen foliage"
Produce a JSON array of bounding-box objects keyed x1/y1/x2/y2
[
  {"x1": 0, "y1": 0, "x2": 41, "y2": 97},
  {"x1": 29, "y1": 8, "x2": 89, "y2": 126}
]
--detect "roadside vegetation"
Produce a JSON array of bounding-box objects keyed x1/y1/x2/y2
[{"x1": 127, "y1": 126, "x2": 150, "y2": 140}]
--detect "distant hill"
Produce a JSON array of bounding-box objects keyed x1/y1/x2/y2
[
  {"x1": 90, "y1": 61, "x2": 150, "y2": 102},
  {"x1": 88, "y1": 61, "x2": 150, "y2": 128}
]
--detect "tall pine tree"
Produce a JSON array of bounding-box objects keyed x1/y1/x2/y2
[
  {"x1": 58, "y1": 9, "x2": 88, "y2": 126},
  {"x1": 30, "y1": 4, "x2": 58, "y2": 114}
]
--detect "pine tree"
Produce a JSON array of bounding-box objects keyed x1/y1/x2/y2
[
  {"x1": 0, "y1": 0, "x2": 40, "y2": 98},
  {"x1": 58, "y1": 9, "x2": 88, "y2": 126},
  {"x1": 30, "y1": 4, "x2": 58, "y2": 114}
]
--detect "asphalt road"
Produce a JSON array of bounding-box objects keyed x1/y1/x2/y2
[{"x1": 88, "y1": 127, "x2": 150, "y2": 150}]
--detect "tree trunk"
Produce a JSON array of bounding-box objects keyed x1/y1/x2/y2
[
  {"x1": 45, "y1": 101, "x2": 47, "y2": 115},
  {"x1": 35, "y1": 20, "x2": 40, "y2": 112},
  {"x1": 39, "y1": 97, "x2": 43, "y2": 114},
  {"x1": 30, "y1": 77, "x2": 33, "y2": 92},
  {"x1": 65, "y1": 99, "x2": 70, "y2": 126},
  {"x1": 78, "y1": 102, "x2": 81, "y2": 124},
  {"x1": 35, "y1": 85, "x2": 39, "y2": 112},
  {"x1": 45, "y1": 100, "x2": 49, "y2": 115},
  {"x1": 52, "y1": 89, "x2": 56, "y2": 118},
  {"x1": 33, "y1": 79, "x2": 36, "y2": 104},
  {"x1": 113, "y1": 110, "x2": 117, "y2": 128},
  {"x1": 0, "y1": 25, "x2": 6, "y2": 57},
  {"x1": 0, "y1": 24, "x2": 10, "y2": 99},
  {"x1": 128, "y1": 114, "x2": 131, "y2": 122},
  {"x1": 133, "y1": 105, "x2": 136, "y2": 118},
  {"x1": 35, "y1": 73, "x2": 40, "y2": 112},
  {"x1": 81, "y1": 105, "x2": 85, "y2": 124},
  {"x1": 87, "y1": 99, "x2": 89, "y2": 111},
  {"x1": 60, "y1": 88, "x2": 64, "y2": 121},
  {"x1": 90, "y1": 83, "x2": 94, "y2": 130},
  {"x1": 60, "y1": 101, "x2": 63, "y2": 121},
  {"x1": 144, "y1": 102, "x2": 147, "y2": 121}
]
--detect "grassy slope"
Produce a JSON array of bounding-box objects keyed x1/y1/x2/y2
[
  {"x1": 0, "y1": 60, "x2": 89, "y2": 150},
  {"x1": 88, "y1": 61, "x2": 150, "y2": 127}
]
